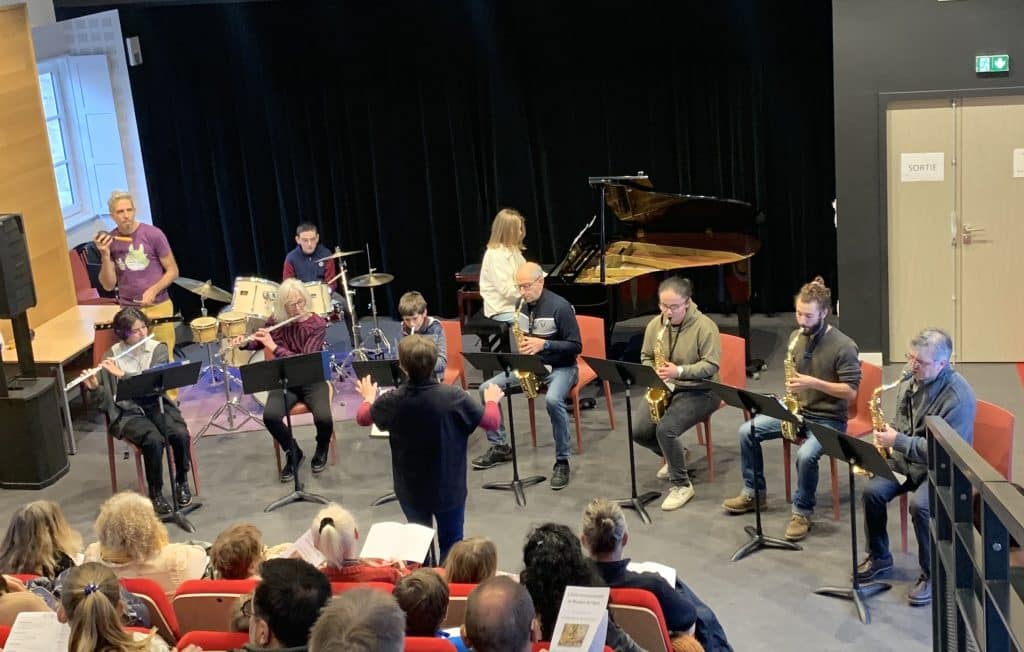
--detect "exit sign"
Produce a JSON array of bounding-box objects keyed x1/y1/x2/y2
[{"x1": 976, "y1": 54, "x2": 1010, "y2": 73}]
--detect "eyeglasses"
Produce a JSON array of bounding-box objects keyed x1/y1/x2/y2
[
  {"x1": 905, "y1": 352, "x2": 938, "y2": 367},
  {"x1": 516, "y1": 277, "x2": 541, "y2": 291},
  {"x1": 658, "y1": 299, "x2": 690, "y2": 311},
  {"x1": 284, "y1": 298, "x2": 306, "y2": 309},
  {"x1": 240, "y1": 597, "x2": 253, "y2": 618}
]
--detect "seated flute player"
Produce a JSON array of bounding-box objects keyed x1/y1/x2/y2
[
  {"x1": 80, "y1": 307, "x2": 193, "y2": 516},
  {"x1": 229, "y1": 278, "x2": 332, "y2": 482},
  {"x1": 355, "y1": 335, "x2": 502, "y2": 562}
]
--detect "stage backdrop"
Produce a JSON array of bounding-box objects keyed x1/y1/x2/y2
[{"x1": 57, "y1": 0, "x2": 835, "y2": 321}]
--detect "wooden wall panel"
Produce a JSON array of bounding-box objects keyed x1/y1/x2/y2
[{"x1": 0, "y1": 5, "x2": 76, "y2": 341}]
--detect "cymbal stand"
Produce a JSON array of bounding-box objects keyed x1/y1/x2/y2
[
  {"x1": 327, "y1": 258, "x2": 366, "y2": 383},
  {"x1": 196, "y1": 341, "x2": 258, "y2": 439},
  {"x1": 362, "y1": 265, "x2": 391, "y2": 360},
  {"x1": 194, "y1": 295, "x2": 238, "y2": 388}
]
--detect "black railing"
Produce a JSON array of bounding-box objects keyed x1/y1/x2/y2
[{"x1": 929, "y1": 415, "x2": 1024, "y2": 651}]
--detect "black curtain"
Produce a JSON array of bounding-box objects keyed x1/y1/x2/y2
[{"x1": 59, "y1": 0, "x2": 835, "y2": 320}]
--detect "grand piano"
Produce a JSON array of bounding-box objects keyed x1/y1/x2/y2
[{"x1": 546, "y1": 175, "x2": 762, "y2": 371}]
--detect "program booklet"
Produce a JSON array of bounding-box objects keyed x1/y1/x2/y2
[{"x1": 548, "y1": 585, "x2": 609, "y2": 652}]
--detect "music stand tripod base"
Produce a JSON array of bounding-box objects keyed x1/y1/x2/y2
[
  {"x1": 814, "y1": 581, "x2": 891, "y2": 625},
  {"x1": 614, "y1": 491, "x2": 662, "y2": 525},
  {"x1": 482, "y1": 474, "x2": 545, "y2": 508},
  {"x1": 731, "y1": 521, "x2": 802, "y2": 562}
]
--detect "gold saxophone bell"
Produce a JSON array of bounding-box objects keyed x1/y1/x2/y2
[
  {"x1": 853, "y1": 368, "x2": 912, "y2": 477},
  {"x1": 645, "y1": 321, "x2": 669, "y2": 423},
  {"x1": 512, "y1": 302, "x2": 539, "y2": 399}
]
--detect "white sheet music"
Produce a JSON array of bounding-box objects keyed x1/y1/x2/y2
[
  {"x1": 4, "y1": 611, "x2": 70, "y2": 652},
  {"x1": 360, "y1": 521, "x2": 435, "y2": 562}
]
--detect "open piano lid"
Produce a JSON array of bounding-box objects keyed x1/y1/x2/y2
[{"x1": 596, "y1": 175, "x2": 756, "y2": 233}]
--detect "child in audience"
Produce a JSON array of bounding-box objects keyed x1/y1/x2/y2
[
  {"x1": 311, "y1": 503, "x2": 404, "y2": 584},
  {"x1": 84, "y1": 491, "x2": 207, "y2": 596},
  {"x1": 0, "y1": 500, "x2": 82, "y2": 578},
  {"x1": 59, "y1": 562, "x2": 170, "y2": 652},
  {"x1": 393, "y1": 569, "x2": 468, "y2": 651},
  {"x1": 209, "y1": 523, "x2": 264, "y2": 580},
  {"x1": 398, "y1": 291, "x2": 447, "y2": 380},
  {"x1": 443, "y1": 537, "x2": 498, "y2": 584}
]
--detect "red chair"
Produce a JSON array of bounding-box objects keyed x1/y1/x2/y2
[
  {"x1": 782, "y1": 360, "x2": 880, "y2": 522},
  {"x1": 120, "y1": 577, "x2": 180, "y2": 645},
  {"x1": 0, "y1": 624, "x2": 9, "y2": 647},
  {"x1": 608, "y1": 587, "x2": 671, "y2": 652},
  {"x1": 899, "y1": 399, "x2": 1014, "y2": 552},
  {"x1": 69, "y1": 248, "x2": 116, "y2": 305},
  {"x1": 440, "y1": 582, "x2": 476, "y2": 629},
  {"x1": 95, "y1": 327, "x2": 201, "y2": 496},
  {"x1": 406, "y1": 637, "x2": 458, "y2": 651},
  {"x1": 533, "y1": 645, "x2": 613, "y2": 652},
  {"x1": 330, "y1": 580, "x2": 396, "y2": 595},
  {"x1": 176, "y1": 630, "x2": 249, "y2": 651},
  {"x1": 528, "y1": 315, "x2": 615, "y2": 454},
  {"x1": 173, "y1": 578, "x2": 259, "y2": 633},
  {"x1": 9, "y1": 574, "x2": 40, "y2": 585},
  {"x1": 688, "y1": 333, "x2": 748, "y2": 482},
  {"x1": 441, "y1": 320, "x2": 468, "y2": 389},
  {"x1": 262, "y1": 346, "x2": 338, "y2": 473}
]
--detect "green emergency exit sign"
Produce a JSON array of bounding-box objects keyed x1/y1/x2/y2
[{"x1": 976, "y1": 54, "x2": 1010, "y2": 73}]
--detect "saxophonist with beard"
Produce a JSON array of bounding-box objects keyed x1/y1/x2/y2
[
  {"x1": 857, "y1": 328, "x2": 976, "y2": 608},
  {"x1": 631, "y1": 277, "x2": 721, "y2": 513},
  {"x1": 722, "y1": 277, "x2": 861, "y2": 543}
]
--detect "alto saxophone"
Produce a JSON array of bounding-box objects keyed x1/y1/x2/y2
[
  {"x1": 645, "y1": 320, "x2": 669, "y2": 424},
  {"x1": 780, "y1": 331, "x2": 802, "y2": 441},
  {"x1": 854, "y1": 368, "x2": 912, "y2": 477},
  {"x1": 512, "y1": 301, "x2": 540, "y2": 399}
]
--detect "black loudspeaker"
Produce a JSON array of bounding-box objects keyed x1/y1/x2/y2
[
  {"x1": 0, "y1": 214, "x2": 37, "y2": 318},
  {"x1": 0, "y1": 378, "x2": 69, "y2": 489}
]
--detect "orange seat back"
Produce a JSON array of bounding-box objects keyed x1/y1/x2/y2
[{"x1": 973, "y1": 399, "x2": 1014, "y2": 480}]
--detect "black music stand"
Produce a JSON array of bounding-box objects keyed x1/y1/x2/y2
[
  {"x1": 807, "y1": 421, "x2": 897, "y2": 624},
  {"x1": 704, "y1": 381, "x2": 804, "y2": 561},
  {"x1": 116, "y1": 361, "x2": 203, "y2": 534},
  {"x1": 582, "y1": 356, "x2": 663, "y2": 524},
  {"x1": 462, "y1": 351, "x2": 546, "y2": 506},
  {"x1": 240, "y1": 352, "x2": 332, "y2": 512},
  {"x1": 352, "y1": 359, "x2": 405, "y2": 507}
]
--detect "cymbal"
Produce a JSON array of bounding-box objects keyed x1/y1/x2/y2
[
  {"x1": 173, "y1": 277, "x2": 233, "y2": 303},
  {"x1": 315, "y1": 249, "x2": 363, "y2": 263},
  {"x1": 349, "y1": 272, "x2": 394, "y2": 288}
]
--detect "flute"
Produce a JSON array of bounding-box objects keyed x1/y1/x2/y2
[
  {"x1": 65, "y1": 334, "x2": 156, "y2": 392},
  {"x1": 232, "y1": 312, "x2": 306, "y2": 347}
]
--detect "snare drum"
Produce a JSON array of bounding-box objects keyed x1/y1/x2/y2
[
  {"x1": 218, "y1": 311, "x2": 248, "y2": 338},
  {"x1": 190, "y1": 316, "x2": 219, "y2": 344},
  {"x1": 232, "y1": 277, "x2": 279, "y2": 318},
  {"x1": 304, "y1": 282, "x2": 332, "y2": 317}
]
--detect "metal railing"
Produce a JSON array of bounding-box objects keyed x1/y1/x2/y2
[{"x1": 928, "y1": 415, "x2": 1024, "y2": 651}]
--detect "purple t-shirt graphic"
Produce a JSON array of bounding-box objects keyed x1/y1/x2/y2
[{"x1": 108, "y1": 223, "x2": 172, "y2": 305}]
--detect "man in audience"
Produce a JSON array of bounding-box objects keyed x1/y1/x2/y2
[
  {"x1": 246, "y1": 558, "x2": 331, "y2": 651},
  {"x1": 462, "y1": 576, "x2": 535, "y2": 652},
  {"x1": 393, "y1": 569, "x2": 468, "y2": 650},
  {"x1": 308, "y1": 587, "x2": 405, "y2": 652}
]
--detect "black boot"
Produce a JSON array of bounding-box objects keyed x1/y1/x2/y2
[
  {"x1": 311, "y1": 443, "x2": 329, "y2": 474},
  {"x1": 149, "y1": 488, "x2": 172, "y2": 516},
  {"x1": 280, "y1": 446, "x2": 305, "y2": 483}
]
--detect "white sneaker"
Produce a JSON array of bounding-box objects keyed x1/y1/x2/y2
[
  {"x1": 656, "y1": 463, "x2": 670, "y2": 480},
  {"x1": 661, "y1": 484, "x2": 695, "y2": 511}
]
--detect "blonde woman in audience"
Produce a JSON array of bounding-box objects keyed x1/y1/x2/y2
[
  {"x1": 59, "y1": 562, "x2": 170, "y2": 652},
  {"x1": 442, "y1": 537, "x2": 498, "y2": 584},
  {"x1": 310, "y1": 503, "x2": 404, "y2": 584},
  {"x1": 0, "y1": 574, "x2": 52, "y2": 626},
  {"x1": 209, "y1": 523, "x2": 264, "y2": 580},
  {"x1": 84, "y1": 491, "x2": 207, "y2": 596},
  {"x1": 0, "y1": 500, "x2": 82, "y2": 578},
  {"x1": 479, "y1": 208, "x2": 527, "y2": 323}
]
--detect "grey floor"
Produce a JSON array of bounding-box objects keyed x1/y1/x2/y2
[{"x1": 4, "y1": 312, "x2": 1021, "y2": 651}]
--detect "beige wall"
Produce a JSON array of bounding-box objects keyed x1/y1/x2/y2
[
  {"x1": 0, "y1": 0, "x2": 54, "y2": 27},
  {"x1": 0, "y1": 4, "x2": 75, "y2": 339}
]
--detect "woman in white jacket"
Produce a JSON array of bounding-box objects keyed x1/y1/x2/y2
[{"x1": 479, "y1": 208, "x2": 526, "y2": 323}]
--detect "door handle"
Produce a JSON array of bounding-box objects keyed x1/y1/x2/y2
[{"x1": 961, "y1": 223, "x2": 986, "y2": 245}]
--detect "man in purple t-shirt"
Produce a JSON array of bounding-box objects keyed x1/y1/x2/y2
[{"x1": 94, "y1": 190, "x2": 180, "y2": 363}]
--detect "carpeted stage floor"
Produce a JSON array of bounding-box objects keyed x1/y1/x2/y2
[{"x1": 4, "y1": 312, "x2": 1021, "y2": 651}]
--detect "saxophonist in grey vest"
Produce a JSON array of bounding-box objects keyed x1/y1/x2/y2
[
  {"x1": 632, "y1": 276, "x2": 721, "y2": 513},
  {"x1": 858, "y1": 327, "x2": 976, "y2": 608}
]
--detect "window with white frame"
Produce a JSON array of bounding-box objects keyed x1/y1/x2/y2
[{"x1": 38, "y1": 62, "x2": 83, "y2": 219}]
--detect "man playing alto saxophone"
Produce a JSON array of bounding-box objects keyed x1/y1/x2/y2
[
  {"x1": 472, "y1": 262, "x2": 582, "y2": 491},
  {"x1": 722, "y1": 277, "x2": 861, "y2": 542},
  {"x1": 632, "y1": 277, "x2": 721, "y2": 512},
  {"x1": 857, "y1": 328, "x2": 975, "y2": 607}
]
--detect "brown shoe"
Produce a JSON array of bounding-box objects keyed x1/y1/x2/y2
[
  {"x1": 784, "y1": 514, "x2": 812, "y2": 541},
  {"x1": 721, "y1": 492, "x2": 767, "y2": 515}
]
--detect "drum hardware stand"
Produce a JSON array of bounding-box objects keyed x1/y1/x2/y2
[
  {"x1": 195, "y1": 342, "x2": 259, "y2": 439},
  {"x1": 191, "y1": 291, "x2": 240, "y2": 389},
  {"x1": 362, "y1": 273, "x2": 392, "y2": 360}
]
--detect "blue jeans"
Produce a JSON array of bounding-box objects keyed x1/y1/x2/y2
[
  {"x1": 480, "y1": 364, "x2": 578, "y2": 461},
  {"x1": 676, "y1": 580, "x2": 733, "y2": 652},
  {"x1": 399, "y1": 501, "x2": 466, "y2": 565},
  {"x1": 738, "y1": 414, "x2": 846, "y2": 516},
  {"x1": 863, "y1": 475, "x2": 930, "y2": 575}
]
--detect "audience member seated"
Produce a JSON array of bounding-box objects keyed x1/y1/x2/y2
[
  {"x1": 59, "y1": 562, "x2": 170, "y2": 652},
  {"x1": 581, "y1": 498, "x2": 731, "y2": 651},
  {"x1": 442, "y1": 537, "x2": 498, "y2": 585},
  {"x1": 245, "y1": 558, "x2": 331, "y2": 652},
  {"x1": 393, "y1": 569, "x2": 468, "y2": 651},
  {"x1": 521, "y1": 523, "x2": 644, "y2": 652},
  {"x1": 83, "y1": 492, "x2": 207, "y2": 596},
  {"x1": 310, "y1": 504, "x2": 403, "y2": 584},
  {"x1": 308, "y1": 587, "x2": 405, "y2": 652},
  {"x1": 0, "y1": 574, "x2": 52, "y2": 626},
  {"x1": 0, "y1": 500, "x2": 82, "y2": 579},
  {"x1": 462, "y1": 576, "x2": 535, "y2": 652},
  {"x1": 209, "y1": 523, "x2": 264, "y2": 580}
]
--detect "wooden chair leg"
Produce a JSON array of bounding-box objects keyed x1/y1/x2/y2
[
  {"x1": 602, "y1": 381, "x2": 615, "y2": 430},
  {"x1": 783, "y1": 440, "x2": 793, "y2": 503},
  {"x1": 830, "y1": 458, "x2": 840, "y2": 521},
  {"x1": 528, "y1": 398, "x2": 537, "y2": 448},
  {"x1": 702, "y1": 417, "x2": 714, "y2": 482},
  {"x1": 900, "y1": 494, "x2": 909, "y2": 553},
  {"x1": 273, "y1": 441, "x2": 282, "y2": 474},
  {"x1": 459, "y1": 371, "x2": 467, "y2": 390},
  {"x1": 330, "y1": 431, "x2": 338, "y2": 465},
  {"x1": 107, "y1": 433, "x2": 119, "y2": 493},
  {"x1": 572, "y1": 391, "x2": 583, "y2": 454},
  {"x1": 189, "y1": 445, "x2": 201, "y2": 496},
  {"x1": 133, "y1": 448, "x2": 146, "y2": 494}
]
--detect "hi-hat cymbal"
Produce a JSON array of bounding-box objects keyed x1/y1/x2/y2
[
  {"x1": 349, "y1": 272, "x2": 394, "y2": 288},
  {"x1": 173, "y1": 277, "x2": 233, "y2": 303},
  {"x1": 315, "y1": 249, "x2": 363, "y2": 263}
]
